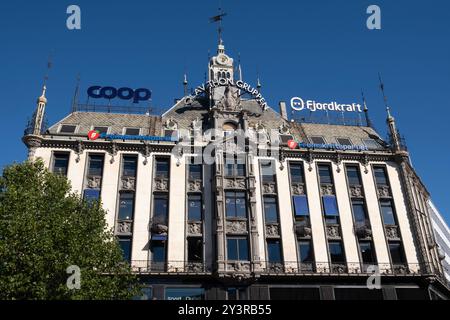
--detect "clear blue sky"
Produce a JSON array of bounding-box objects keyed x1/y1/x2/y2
[{"x1": 0, "y1": 1, "x2": 449, "y2": 223}]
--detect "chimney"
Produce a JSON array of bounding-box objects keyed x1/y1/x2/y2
[{"x1": 279, "y1": 101, "x2": 288, "y2": 121}]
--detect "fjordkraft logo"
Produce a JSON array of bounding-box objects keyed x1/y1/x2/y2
[
  {"x1": 88, "y1": 130, "x2": 100, "y2": 141},
  {"x1": 287, "y1": 140, "x2": 298, "y2": 150}
]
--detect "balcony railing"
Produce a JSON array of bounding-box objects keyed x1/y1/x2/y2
[{"x1": 129, "y1": 260, "x2": 439, "y2": 278}]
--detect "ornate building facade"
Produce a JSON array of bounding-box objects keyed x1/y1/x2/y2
[{"x1": 23, "y1": 39, "x2": 450, "y2": 300}]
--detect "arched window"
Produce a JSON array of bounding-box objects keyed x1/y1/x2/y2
[{"x1": 223, "y1": 122, "x2": 237, "y2": 138}]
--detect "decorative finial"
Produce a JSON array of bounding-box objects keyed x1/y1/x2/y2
[{"x1": 183, "y1": 73, "x2": 188, "y2": 96}]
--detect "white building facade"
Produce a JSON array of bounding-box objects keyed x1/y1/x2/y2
[{"x1": 22, "y1": 40, "x2": 450, "y2": 300}]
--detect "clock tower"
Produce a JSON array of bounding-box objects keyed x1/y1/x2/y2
[{"x1": 209, "y1": 40, "x2": 234, "y2": 82}]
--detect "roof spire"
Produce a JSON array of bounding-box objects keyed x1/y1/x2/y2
[
  {"x1": 183, "y1": 72, "x2": 188, "y2": 96},
  {"x1": 361, "y1": 89, "x2": 372, "y2": 127},
  {"x1": 209, "y1": 6, "x2": 227, "y2": 53},
  {"x1": 378, "y1": 74, "x2": 401, "y2": 151}
]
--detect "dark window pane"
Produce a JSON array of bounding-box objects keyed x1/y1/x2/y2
[
  {"x1": 125, "y1": 128, "x2": 140, "y2": 136},
  {"x1": 226, "y1": 192, "x2": 247, "y2": 218},
  {"x1": 118, "y1": 193, "x2": 134, "y2": 220},
  {"x1": 238, "y1": 238, "x2": 249, "y2": 261},
  {"x1": 84, "y1": 189, "x2": 100, "y2": 202},
  {"x1": 311, "y1": 136, "x2": 325, "y2": 144},
  {"x1": 264, "y1": 197, "x2": 278, "y2": 223},
  {"x1": 189, "y1": 164, "x2": 202, "y2": 180},
  {"x1": 88, "y1": 155, "x2": 104, "y2": 176},
  {"x1": 261, "y1": 161, "x2": 275, "y2": 182},
  {"x1": 329, "y1": 241, "x2": 345, "y2": 263},
  {"x1": 359, "y1": 242, "x2": 376, "y2": 264},
  {"x1": 227, "y1": 288, "x2": 238, "y2": 301},
  {"x1": 152, "y1": 241, "x2": 166, "y2": 262},
  {"x1": 155, "y1": 159, "x2": 169, "y2": 178},
  {"x1": 267, "y1": 240, "x2": 282, "y2": 263},
  {"x1": 346, "y1": 166, "x2": 361, "y2": 185},
  {"x1": 299, "y1": 241, "x2": 314, "y2": 263},
  {"x1": 53, "y1": 153, "x2": 69, "y2": 176},
  {"x1": 235, "y1": 193, "x2": 247, "y2": 218},
  {"x1": 334, "y1": 288, "x2": 383, "y2": 300},
  {"x1": 293, "y1": 195, "x2": 309, "y2": 216},
  {"x1": 236, "y1": 163, "x2": 245, "y2": 176},
  {"x1": 270, "y1": 288, "x2": 320, "y2": 300},
  {"x1": 153, "y1": 195, "x2": 168, "y2": 224},
  {"x1": 164, "y1": 130, "x2": 177, "y2": 138},
  {"x1": 60, "y1": 125, "x2": 77, "y2": 133},
  {"x1": 374, "y1": 167, "x2": 388, "y2": 185},
  {"x1": 352, "y1": 201, "x2": 367, "y2": 224},
  {"x1": 318, "y1": 165, "x2": 332, "y2": 184},
  {"x1": 290, "y1": 163, "x2": 304, "y2": 184},
  {"x1": 188, "y1": 195, "x2": 202, "y2": 221},
  {"x1": 225, "y1": 163, "x2": 234, "y2": 177},
  {"x1": 323, "y1": 195, "x2": 339, "y2": 216},
  {"x1": 227, "y1": 238, "x2": 238, "y2": 260},
  {"x1": 93, "y1": 126, "x2": 108, "y2": 134},
  {"x1": 123, "y1": 156, "x2": 137, "y2": 177},
  {"x1": 389, "y1": 242, "x2": 406, "y2": 264},
  {"x1": 381, "y1": 200, "x2": 396, "y2": 225},
  {"x1": 337, "y1": 138, "x2": 352, "y2": 146},
  {"x1": 119, "y1": 238, "x2": 132, "y2": 262},
  {"x1": 187, "y1": 238, "x2": 203, "y2": 262}
]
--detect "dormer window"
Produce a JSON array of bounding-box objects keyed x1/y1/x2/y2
[
  {"x1": 59, "y1": 125, "x2": 77, "y2": 134},
  {"x1": 363, "y1": 139, "x2": 381, "y2": 150},
  {"x1": 93, "y1": 126, "x2": 109, "y2": 135},
  {"x1": 310, "y1": 136, "x2": 326, "y2": 144},
  {"x1": 336, "y1": 138, "x2": 352, "y2": 146},
  {"x1": 280, "y1": 134, "x2": 294, "y2": 145},
  {"x1": 124, "y1": 128, "x2": 140, "y2": 136}
]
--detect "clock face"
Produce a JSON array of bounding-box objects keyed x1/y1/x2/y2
[{"x1": 217, "y1": 54, "x2": 230, "y2": 65}]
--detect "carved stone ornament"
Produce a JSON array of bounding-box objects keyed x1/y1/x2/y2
[
  {"x1": 378, "y1": 185, "x2": 391, "y2": 198},
  {"x1": 225, "y1": 178, "x2": 246, "y2": 189},
  {"x1": 385, "y1": 225, "x2": 400, "y2": 240},
  {"x1": 121, "y1": 177, "x2": 136, "y2": 190},
  {"x1": 185, "y1": 262, "x2": 204, "y2": 273},
  {"x1": 165, "y1": 118, "x2": 178, "y2": 130},
  {"x1": 109, "y1": 141, "x2": 118, "y2": 164},
  {"x1": 226, "y1": 220, "x2": 248, "y2": 234},
  {"x1": 75, "y1": 140, "x2": 84, "y2": 163},
  {"x1": 216, "y1": 86, "x2": 241, "y2": 111},
  {"x1": 262, "y1": 182, "x2": 277, "y2": 194},
  {"x1": 151, "y1": 223, "x2": 168, "y2": 235},
  {"x1": 154, "y1": 178, "x2": 169, "y2": 192},
  {"x1": 295, "y1": 225, "x2": 312, "y2": 238},
  {"x1": 188, "y1": 222, "x2": 202, "y2": 236},
  {"x1": 331, "y1": 264, "x2": 347, "y2": 273},
  {"x1": 350, "y1": 185, "x2": 364, "y2": 198},
  {"x1": 117, "y1": 220, "x2": 132, "y2": 235},
  {"x1": 279, "y1": 123, "x2": 290, "y2": 135},
  {"x1": 188, "y1": 180, "x2": 202, "y2": 192},
  {"x1": 326, "y1": 225, "x2": 341, "y2": 239},
  {"x1": 321, "y1": 184, "x2": 334, "y2": 196},
  {"x1": 292, "y1": 183, "x2": 305, "y2": 195},
  {"x1": 267, "y1": 263, "x2": 284, "y2": 273},
  {"x1": 265, "y1": 224, "x2": 280, "y2": 237},
  {"x1": 87, "y1": 176, "x2": 102, "y2": 189},
  {"x1": 355, "y1": 225, "x2": 372, "y2": 239},
  {"x1": 228, "y1": 261, "x2": 251, "y2": 272}
]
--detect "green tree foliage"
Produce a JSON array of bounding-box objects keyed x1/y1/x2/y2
[{"x1": 0, "y1": 160, "x2": 141, "y2": 300}]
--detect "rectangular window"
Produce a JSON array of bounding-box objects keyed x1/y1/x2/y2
[
  {"x1": 318, "y1": 164, "x2": 333, "y2": 184},
  {"x1": 125, "y1": 128, "x2": 140, "y2": 136},
  {"x1": 364, "y1": 139, "x2": 381, "y2": 150},
  {"x1": 118, "y1": 192, "x2": 134, "y2": 220},
  {"x1": 155, "y1": 158, "x2": 170, "y2": 178},
  {"x1": 323, "y1": 195, "x2": 339, "y2": 216},
  {"x1": 263, "y1": 196, "x2": 279, "y2": 223},
  {"x1": 346, "y1": 166, "x2": 361, "y2": 185},
  {"x1": 337, "y1": 138, "x2": 352, "y2": 146},
  {"x1": 267, "y1": 239, "x2": 282, "y2": 263},
  {"x1": 151, "y1": 240, "x2": 166, "y2": 263},
  {"x1": 298, "y1": 240, "x2": 314, "y2": 263},
  {"x1": 187, "y1": 237, "x2": 203, "y2": 262},
  {"x1": 261, "y1": 161, "x2": 276, "y2": 182},
  {"x1": 83, "y1": 189, "x2": 100, "y2": 202},
  {"x1": 380, "y1": 200, "x2": 397, "y2": 225},
  {"x1": 227, "y1": 288, "x2": 247, "y2": 301},
  {"x1": 227, "y1": 237, "x2": 249, "y2": 261},
  {"x1": 329, "y1": 241, "x2": 346, "y2": 264},
  {"x1": 119, "y1": 238, "x2": 132, "y2": 263},
  {"x1": 225, "y1": 158, "x2": 245, "y2": 177},
  {"x1": 352, "y1": 200, "x2": 368, "y2": 225},
  {"x1": 93, "y1": 126, "x2": 108, "y2": 134},
  {"x1": 52, "y1": 153, "x2": 70, "y2": 176},
  {"x1": 188, "y1": 163, "x2": 202, "y2": 180},
  {"x1": 153, "y1": 194, "x2": 169, "y2": 225},
  {"x1": 188, "y1": 195, "x2": 202, "y2": 221},
  {"x1": 225, "y1": 192, "x2": 247, "y2": 218},
  {"x1": 389, "y1": 242, "x2": 406, "y2": 264},
  {"x1": 289, "y1": 163, "x2": 305, "y2": 184},
  {"x1": 359, "y1": 241, "x2": 376, "y2": 265},
  {"x1": 88, "y1": 154, "x2": 104, "y2": 177},
  {"x1": 293, "y1": 195, "x2": 310, "y2": 217},
  {"x1": 60, "y1": 125, "x2": 77, "y2": 134},
  {"x1": 122, "y1": 156, "x2": 137, "y2": 177},
  {"x1": 374, "y1": 166, "x2": 388, "y2": 185},
  {"x1": 310, "y1": 136, "x2": 326, "y2": 144}
]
